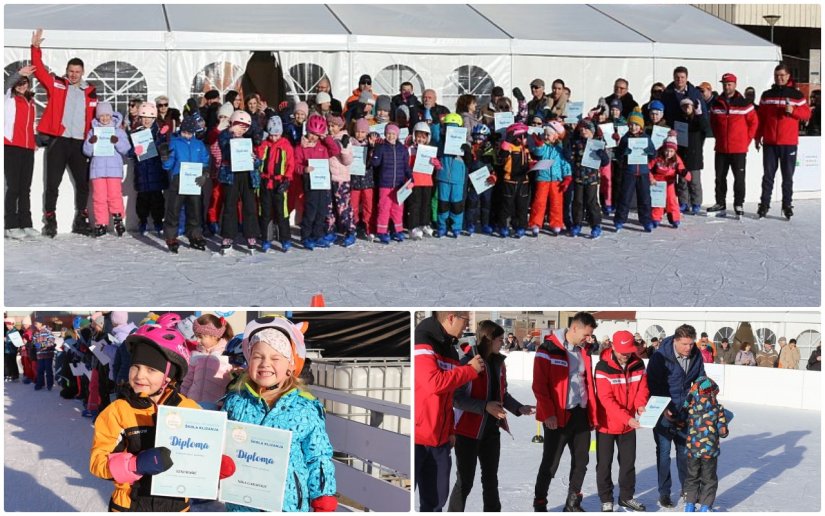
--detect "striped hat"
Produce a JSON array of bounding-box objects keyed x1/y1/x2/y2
[{"x1": 628, "y1": 108, "x2": 644, "y2": 128}]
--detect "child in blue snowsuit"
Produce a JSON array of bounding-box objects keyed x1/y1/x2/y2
[
  {"x1": 681, "y1": 376, "x2": 729, "y2": 512},
  {"x1": 435, "y1": 115, "x2": 472, "y2": 237},
  {"x1": 613, "y1": 108, "x2": 656, "y2": 232},
  {"x1": 221, "y1": 317, "x2": 337, "y2": 512},
  {"x1": 464, "y1": 124, "x2": 497, "y2": 235}
]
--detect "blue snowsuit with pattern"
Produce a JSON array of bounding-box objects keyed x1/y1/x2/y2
[{"x1": 221, "y1": 384, "x2": 337, "y2": 512}]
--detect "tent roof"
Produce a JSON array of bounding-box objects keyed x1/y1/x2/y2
[{"x1": 4, "y1": 3, "x2": 779, "y2": 59}]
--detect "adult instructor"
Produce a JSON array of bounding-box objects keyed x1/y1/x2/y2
[
  {"x1": 31, "y1": 28, "x2": 98, "y2": 237},
  {"x1": 646, "y1": 324, "x2": 705, "y2": 509}
]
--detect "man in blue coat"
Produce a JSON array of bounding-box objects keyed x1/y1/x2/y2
[
  {"x1": 646, "y1": 324, "x2": 705, "y2": 509},
  {"x1": 661, "y1": 67, "x2": 708, "y2": 127}
]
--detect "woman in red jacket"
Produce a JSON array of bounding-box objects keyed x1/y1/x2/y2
[
  {"x1": 593, "y1": 330, "x2": 650, "y2": 512},
  {"x1": 4, "y1": 64, "x2": 37, "y2": 239},
  {"x1": 447, "y1": 320, "x2": 535, "y2": 512}
]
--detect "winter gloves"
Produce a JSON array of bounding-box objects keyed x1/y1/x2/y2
[
  {"x1": 88, "y1": 134, "x2": 118, "y2": 144},
  {"x1": 429, "y1": 157, "x2": 442, "y2": 171},
  {"x1": 311, "y1": 495, "x2": 338, "y2": 512},
  {"x1": 219, "y1": 454, "x2": 236, "y2": 480},
  {"x1": 276, "y1": 178, "x2": 291, "y2": 194},
  {"x1": 340, "y1": 134, "x2": 350, "y2": 148},
  {"x1": 194, "y1": 174, "x2": 208, "y2": 187},
  {"x1": 512, "y1": 87, "x2": 525, "y2": 102},
  {"x1": 135, "y1": 447, "x2": 174, "y2": 476}
]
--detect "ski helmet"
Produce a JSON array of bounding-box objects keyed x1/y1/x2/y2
[
  {"x1": 223, "y1": 333, "x2": 246, "y2": 368},
  {"x1": 471, "y1": 124, "x2": 491, "y2": 140},
  {"x1": 306, "y1": 114, "x2": 328, "y2": 136},
  {"x1": 241, "y1": 316, "x2": 308, "y2": 376},
  {"x1": 138, "y1": 102, "x2": 157, "y2": 119},
  {"x1": 506, "y1": 122, "x2": 528, "y2": 138},
  {"x1": 125, "y1": 324, "x2": 190, "y2": 383},
  {"x1": 229, "y1": 110, "x2": 252, "y2": 127},
  {"x1": 412, "y1": 122, "x2": 431, "y2": 135},
  {"x1": 443, "y1": 113, "x2": 464, "y2": 126},
  {"x1": 155, "y1": 313, "x2": 182, "y2": 329}
]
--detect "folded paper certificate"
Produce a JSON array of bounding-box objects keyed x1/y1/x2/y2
[
  {"x1": 179, "y1": 163, "x2": 203, "y2": 195},
  {"x1": 444, "y1": 126, "x2": 467, "y2": 156},
  {"x1": 581, "y1": 139, "x2": 605, "y2": 170},
  {"x1": 650, "y1": 182, "x2": 666, "y2": 208},
  {"x1": 469, "y1": 166, "x2": 494, "y2": 195},
  {"x1": 638, "y1": 396, "x2": 671, "y2": 428},
  {"x1": 308, "y1": 159, "x2": 331, "y2": 190},
  {"x1": 627, "y1": 137, "x2": 649, "y2": 166},
  {"x1": 230, "y1": 138, "x2": 254, "y2": 172},
  {"x1": 94, "y1": 127, "x2": 116, "y2": 157},
  {"x1": 350, "y1": 146, "x2": 366, "y2": 176},
  {"x1": 396, "y1": 179, "x2": 414, "y2": 204}
]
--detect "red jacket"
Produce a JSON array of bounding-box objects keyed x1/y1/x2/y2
[
  {"x1": 4, "y1": 91, "x2": 36, "y2": 150},
  {"x1": 756, "y1": 83, "x2": 811, "y2": 146},
  {"x1": 532, "y1": 331, "x2": 597, "y2": 429},
  {"x1": 453, "y1": 354, "x2": 520, "y2": 439},
  {"x1": 593, "y1": 349, "x2": 650, "y2": 435},
  {"x1": 710, "y1": 92, "x2": 758, "y2": 154},
  {"x1": 256, "y1": 137, "x2": 295, "y2": 189},
  {"x1": 414, "y1": 317, "x2": 479, "y2": 447},
  {"x1": 31, "y1": 45, "x2": 97, "y2": 138}
]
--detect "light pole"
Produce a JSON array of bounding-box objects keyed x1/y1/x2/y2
[{"x1": 763, "y1": 14, "x2": 781, "y2": 44}]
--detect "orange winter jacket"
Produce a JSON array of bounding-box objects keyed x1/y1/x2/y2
[{"x1": 89, "y1": 387, "x2": 200, "y2": 512}]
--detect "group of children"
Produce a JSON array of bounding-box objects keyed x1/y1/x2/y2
[
  {"x1": 76, "y1": 83, "x2": 708, "y2": 254},
  {"x1": 4, "y1": 312, "x2": 337, "y2": 512}
]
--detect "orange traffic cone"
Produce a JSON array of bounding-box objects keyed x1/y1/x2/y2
[{"x1": 310, "y1": 294, "x2": 326, "y2": 307}]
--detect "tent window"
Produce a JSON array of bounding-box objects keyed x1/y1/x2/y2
[
  {"x1": 87, "y1": 61, "x2": 147, "y2": 117},
  {"x1": 644, "y1": 324, "x2": 665, "y2": 343},
  {"x1": 755, "y1": 327, "x2": 777, "y2": 348},
  {"x1": 5, "y1": 60, "x2": 51, "y2": 122},
  {"x1": 713, "y1": 326, "x2": 735, "y2": 345},
  {"x1": 191, "y1": 62, "x2": 245, "y2": 104},
  {"x1": 444, "y1": 65, "x2": 494, "y2": 111},
  {"x1": 287, "y1": 63, "x2": 327, "y2": 102},
  {"x1": 795, "y1": 330, "x2": 820, "y2": 370},
  {"x1": 373, "y1": 65, "x2": 425, "y2": 97}
]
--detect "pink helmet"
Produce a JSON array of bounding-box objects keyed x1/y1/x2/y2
[
  {"x1": 230, "y1": 110, "x2": 252, "y2": 127},
  {"x1": 306, "y1": 114, "x2": 328, "y2": 136},
  {"x1": 241, "y1": 316, "x2": 308, "y2": 376},
  {"x1": 155, "y1": 313, "x2": 182, "y2": 329},
  {"x1": 138, "y1": 102, "x2": 157, "y2": 118},
  {"x1": 125, "y1": 324, "x2": 191, "y2": 383},
  {"x1": 506, "y1": 122, "x2": 529, "y2": 137}
]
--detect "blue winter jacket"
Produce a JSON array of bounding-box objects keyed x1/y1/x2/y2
[
  {"x1": 616, "y1": 132, "x2": 657, "y2": 176},
  {"x1": 162, "y1": 134, "x2": 210, "y2": 177},
  {"x1": 222, "y1": 384, "x2": 337, "y2": 512},
  {"x1": 527, "y1": 139, "x2": 572, "y2": 182},
  {"x1": 82, "y1": 112, "x2": 131, "y2": 179},
  {"x1": 130, "y1": 123, "x2": 168, "y2": 192},
  {"x1": 646, "y1": 335, "x2": 706, "y2": 427},
  {"x1": 662, "y1": 80, "x2": 709, "y2": 126},
  {"x1": 371, "y1": 140, "x2": 411, "y2": 189},
  {"x1": 217, "y1": 130, "x2": 262, "y2": 188}
]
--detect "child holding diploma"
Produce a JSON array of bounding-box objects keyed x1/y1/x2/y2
[
  {"x1": 218, "y1": 110, "x2": 261, "y2": 253},
  {"x1": 593, "y1": 331, "x2": 650, "y2": 512},
  {"x1": 161, "y1": 115, "x2": 210, "y2": 253},
  {"x1": 90, "y1": 325, "x2": 200, "y2": 512},
  {"x1": 613, "y1": 108, "x2": 657, "y2": 232},
  {"x1": 681, "y1": 376, "x2": 729, "y2": 512},
  {"x1": 570, "y1": 119, "x2": 609, "y2": 239},
  {"x1": 221, "y1": 316, "x2": 337, "y2": 512},
  {"x1": 349, "y1": 118, "x2": 377, "y2": 241},
  {"x1": 256, "y1": 116, "x2": 295, "y2": 253},
  {"x1": 130, "y1": 102, "x2": 168, "y2": 237},
  {"x1": 435, "y1": 113, "x2": 471, "y2": 238},
  {"x1": 180, "y1": 315, "x2": 235, "y2": 409},
  {"x1": 527, "y1": 121, "x2": 572, "y2": 237},
  {"x1": 648, "y1": 133, "x2": 688, "y2": 228},
  {"x1": 325, "y1": 114, "x2": 356, "y2": 247},
  {"x1": 294, "y1": 114, "x2": 342, "y2": 250},
  {"x1": 464, "y1": 124, "x2": 496, "y2": 236},
  {"x1": 371, "y1": 123, "x2": 412, "y2": 244},
  {"x1": 82, "y1": 102, "x2": 131, "y2": 238},
  {"x1": 406, "y1": 121, "x2": 441, "y2": 240},
  {"x1": 495, "y1": 122, "x2": 532, "y2": 238}
]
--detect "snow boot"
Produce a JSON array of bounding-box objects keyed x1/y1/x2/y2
[
  {"x1": 651, "y1": 220, "x2": 660, "y2": 228},
  {"x1": 601, "y1": 501, "x2": 614, "y2": 512},
  {"x1": 614, "y1": 222, "x2": 624, "y2": 232},
  {"x1": 531, "y1": 225, "x2": 540, "y2": 237},
  {"x1": 166, "y1": 239, "x2": 180, "y2": 254},
  {"x1": 618, "y1": 498, "x2": 646, "y2": 512},
  {"x1": 138, "y1": 222, "x2": 148, "y2": 236},
  {"x1": 659, "y1": 496, "x2": 675, "y2": 509},
  {"x1": 563, "y1": 491, "x2": 585, "y2": 512},
  {"x1": 378, "y1": 233, "x2": 391, "y2": 245},
  {"x1": 706, "y1": 203, "x2": 726, "y2": 213},
  {"x1": 72, "y1": 210, "x2": 92, "y2": 236},
  {"x1": 698, "y1": 505, "x2": 711, "y2": 512},
  {"x1": 671, "y1": 220, "x2": 680, "y2": 228},
  {"x1": 392, "y1": 231, "x2": 406, "y2": 242},
  {"x1": 685, "y1": 503, "x2": 695, "y2": 512},
  {"x1": 302, "y1": 239, "x2": 316, "y2": 251},
  {"x1": 643, "y1": 222, "x2": 654, "y2": 233},
  {"x1": 569, "y1": 225, "x2": 581, "y2": 237},
  {"x1": 514, "y1": 228, "x2": 525, "y2": 239},
  {"x1": 261, "y1": 240, "x2": 272, "y2": 253},
  {"x1": 190, "y1": 238, "x2": 207, "y2": 251},
  {"x1": 342, "y1": 233, "x2": 357, "y2": 247},
  {"x1": 113, "y1": 214, "x2": 126, "y2": 237},
  {"x1": 782, "y1": 205, "x2": 793, "y2": 220},
  {"x1": 550, "y1": 227, "x2": 562, "y2": 236},
  {"x1": 94, "y1": 224, "x2": 107, "y2": 237},
  {"x1": 436, "y1": 228, "x2": 447, "y2": 238},
  {"x1": 323, "y1": 232, "x2": 337, "y2": 244},
  {"x1": 757, "y1": 204, "x2": 769, "y2": 218},
  {"x1": 315, "y1": 237, "x2": 331, "y2": 248},
  {"x1": 591, "y1": 226, "x2": 602, "y2": 239},
  {"x1": 422, "y1": 225, "x2": 435, "y2": 237},
  {"x1": 533, "y1": 498, "x2": 548, "y2": 512},
  {"x1": 43, "y1": 211, "x2": 58, "y2": 238},
  {"x1": 154, "y1": 224, "x2": 164, "y2": 237},
  {"x1": 209, "y1": 222, "x2": 220, "y2": 235},
  {"x1": 281, "y1": 241, "x2": 293, "y2": 253},
  {"x1": 465, "y1": 224, "x2": 475, "y2": 236},
  {"x1": 499, "y1": 227, "x2": 510, "y2": 238},
  {"x1": 679, "y1": 203, "x2": 688, "y2": 214},
  {"x1": 481, "y1": 224, "x2": 494, "y2": 235},
  {"x1": 691, "y1": 204, "x2": 701, "y2": 215},
  {"x1": 734, "y1": 205, "x2": 744, "y2": 217}
]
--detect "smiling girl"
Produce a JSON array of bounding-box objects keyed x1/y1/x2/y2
[
  {"x1": 221, "y1": 316, "x2": 337, "y2": 512},
  {"x1": 90, "y1": 324, "x2": 200, "y2": 512}
]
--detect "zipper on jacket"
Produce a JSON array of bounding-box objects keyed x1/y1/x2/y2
[{"x1": 293, "y1": 471, "x2": 303, "y2": 509}]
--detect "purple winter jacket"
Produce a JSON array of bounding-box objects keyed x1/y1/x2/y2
[
  {"x1": 371, "y1": 140, "x2": 411, "y2": 189},
  {"x1": 82, "y1": 111, "x2": 131, "y2": 179}
]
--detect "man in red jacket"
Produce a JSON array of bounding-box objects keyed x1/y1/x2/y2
[
  {"x1": 755, "y1": 63, "x2": 812, "y2": 220},
  {"x1": 707, "y1": 73, "x2": 759, "y2": 217},
  {"x1": 532, "y1": 312, "x2": 598, "y2": 512},
  {"x1": 414, "y1": 312, "x2": 484, "y2": 512},
  {"x1": 593, "y1": 330, "x2": 650, "y2": 512},
  {"x1": 31, "y1": 28, "x2": 98, "y2": 237}
]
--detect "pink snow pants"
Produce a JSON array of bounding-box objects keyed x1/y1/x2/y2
[
  {"x1": 91, "y1": 177, "x2": 124, "y2": 225},
  {"x1": 376, "y1": 187, "x2": 404, "y2": 235}
]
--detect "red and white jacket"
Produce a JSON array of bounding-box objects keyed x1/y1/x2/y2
[
  {"x1": 593, "y1": 348, "x2": 650, "y2": 435},
  {"x1": 4, "y1": 86, "x2": 35, "y2": 150},
  {"x1": 453, "y1": 353, "x2": 523, "y2": 439},
  {"x1": 709, "y1": 92, "x2": 758, "y2": 154},
  {"x1": 414, "y1": 317, "x2": 479, "y2": 447},
  {"x1": 532, "y1": 330, "x2": 597, "y2": 429},
  {"x1": 756, "y1": 83, "x2": 811, "y2": 146},
  {"x1": 31, "y1": 45, "x2": 97, "y2": 138}
]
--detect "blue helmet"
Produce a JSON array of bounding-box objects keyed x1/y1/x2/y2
[
  {"x1": 223, "y1": 332, "x2": 246, "y2": 367},
  {"x1": 471, "y1": 124, "x2": 491, "y2": 140}
]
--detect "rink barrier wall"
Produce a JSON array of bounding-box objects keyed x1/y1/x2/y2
[
  {"x1": 19, "y1": 136, "x2": 821, "y2": 233},
  {"x1": 504, "y1": 350, "x2": 821, "y2": 411}
]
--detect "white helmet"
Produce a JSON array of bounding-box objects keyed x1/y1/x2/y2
[{"x1": 413, "y1": 121, "x2": 431, "y2": 134}]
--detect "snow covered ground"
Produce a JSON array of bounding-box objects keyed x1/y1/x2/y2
[
  {"x1": 415, "y1": 380, "x2": 821, "y2": 513},
  {"x1": 4, "y1": 200, "x2": 820, "y2": 307}
]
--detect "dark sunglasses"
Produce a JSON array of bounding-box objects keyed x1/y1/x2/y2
[
  {"x1": 157, "y1": 103, "x2": 168, "y2": 107},
  {"x1": 360, "y1": 81, "x2": 372, "y2": 86}
]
